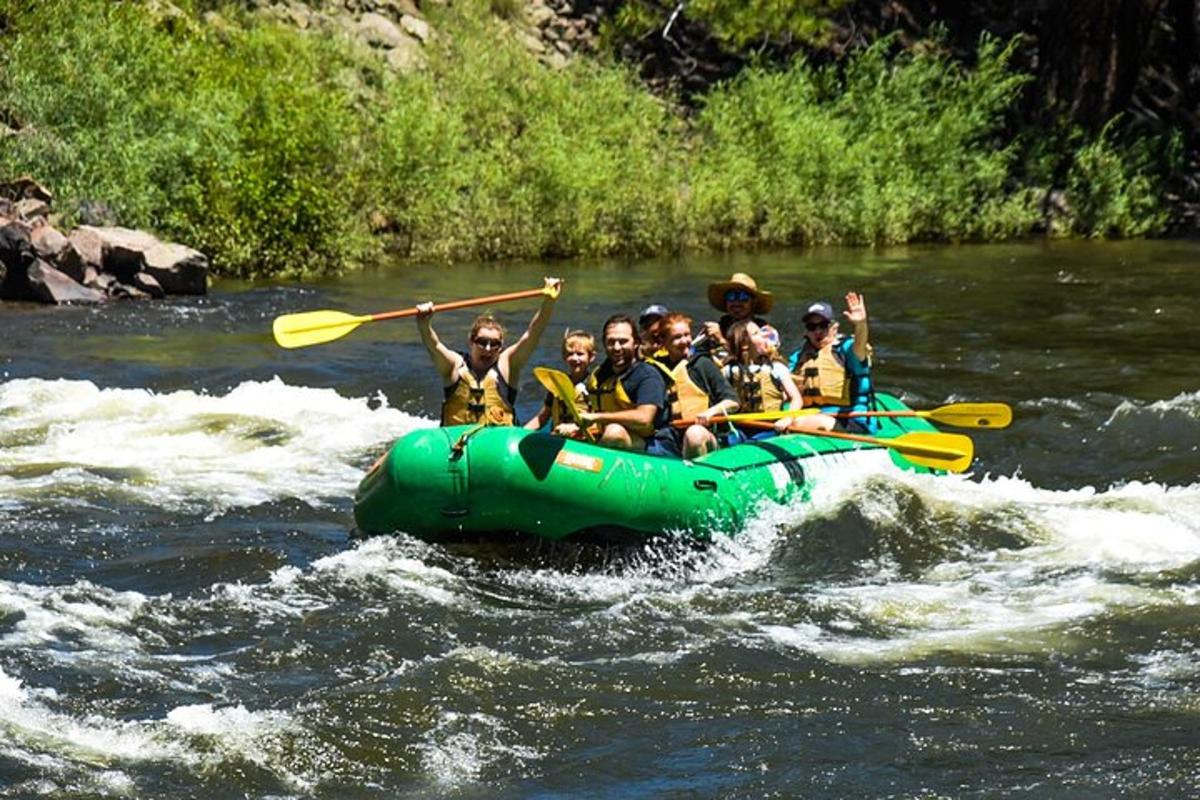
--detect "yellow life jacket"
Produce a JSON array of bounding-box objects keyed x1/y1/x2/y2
[
  {"x1": 725, "y1": 363, "x2": 784, "y2": 413},
  {"x1": 647, "y1": 356, "x2": 711, "y2": 421},
  {"x1": 441, "y1": 363, "x2": 515, "y2": 426},
  {"x1": 585, "y1": 364, "x2": 635, "y2": 413},
  {"x1": 547, "y1": 381, "x2": 589, "y2": 426},
  {"x1": 793, "y1": 342, "x2": 853, "y2": 407}
]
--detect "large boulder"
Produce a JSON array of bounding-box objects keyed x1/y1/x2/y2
[
  {"x1": 68, "y1": 227, "x2": 105, "y2": 272},
  {"x1": 0, "y1": 222, "x2": 37, "y2": 300},
  {"x1": 27, "y1": 259, "x2": 105, "y2": 305},
  {"x1": 30, "y1": 222, "x2": 84, "y2": 281},
  {"x1": 143, "y1": 242, "x2": 208, "y2": 295},
  {"x1": 77, "y1": 225, "x2": 158, "y2": 280},
  {"x1": 74, "y1": 225, "x2": 208, "y2": 294}
]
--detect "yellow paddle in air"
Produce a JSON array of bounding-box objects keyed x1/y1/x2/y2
[
  {"x1": 273, "y1": 287, "x2": 550, "y2": 349},
  {"x1": 533, "y1": 367, "x2": 596, "y2": 443},
  {"x1": 675, "y1": 402, "x2": 1012, "y2": 430},
  {"x1": 735, "y1": 420, "x2": 974, "y2": 473}
]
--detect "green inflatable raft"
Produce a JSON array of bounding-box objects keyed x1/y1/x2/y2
[{"x1": 353, "y1": 393, "x2": 963, "y2": 542}]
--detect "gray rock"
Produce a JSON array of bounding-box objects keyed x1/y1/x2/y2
[
  {"x1": 399, "y1": 13, "x2": 430, "y2": 42},
  {"x1": 30, "y1": 222, "x2": 69, "y2": 260},
  {"x1": 27, "y1": 259, "x2": 106, "y2": 305},
  {"x1": 0, "y1": 176, "x2": 53, "y2": 203},
  {"x1": 143, "y1": 242, "x2": 209, "y2": 295},
  {"x1": 77, "y1": 199, "x2": 118, "y2": 226},
  {"x1": 0, "y1": 222, "x2": 36, "y2": 300},
  {"x1": 386, "y1": 36, "x2": 426, "y2": 71},
  {"x1": 379, "y1": 0, "x2": 421, "y2": 17},
  {"x1": 14, "y1": 198, "x2": 50, "y2": 220},
  {"x1": 77, "y1": 225, "x2": 159, "y2": 281},
  {"x1": 68, "y1": 227, "x2": 105, "y2": 272},
  {"x1": 359, "y1": 12, "x2": 405, "y2": 47},
  {"x1": 130, "y1": 270, "x2": 166, "y2": 299}
]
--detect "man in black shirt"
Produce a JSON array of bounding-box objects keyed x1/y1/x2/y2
[{"x1": 573, "y1": 315, "x2": 670, "y2": 451}]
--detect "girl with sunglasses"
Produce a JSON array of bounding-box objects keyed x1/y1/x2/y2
[
  {"x1": 787, "y1": 292, "x2": 875, "y2": 433},
  {"x1": 416, "y1": 277, "x2": 563, "y2": 427}
]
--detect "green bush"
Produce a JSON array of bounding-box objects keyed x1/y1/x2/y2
[
  {"x1": 686, "y1": 34, "x2": 1040, "y2": 247},
  {"x1": 1063, "y1": 120, "x2": 1179, "y2": 238},
  {"x1": 0, "y1": 1, "x2": 377, "y2": 277},
  {"x1": 372, "y1": 5, "x2": 685, "y2": 261}
]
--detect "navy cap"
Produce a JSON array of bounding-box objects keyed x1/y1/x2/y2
[
  {"x1": 638, "y1": 304, "x2": 669, "y2": 327},
  {"x1": 803, "y1": 301, "x2": 835, "y2": 322}
]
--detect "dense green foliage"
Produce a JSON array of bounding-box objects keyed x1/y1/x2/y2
[
  {"x1": 688, "y1": 35, "x2": 1039, "y2": 246},
  {"x1": 373, "y1": 8, "x2": 684, "y2": 261},
  {"x1": 0, "y1": 1, "x2": 1179, "y2": 277}
]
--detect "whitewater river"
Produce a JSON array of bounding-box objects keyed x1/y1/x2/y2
[{"x1": 0, "y1": 241, "x2": 1197, "y2": 797}]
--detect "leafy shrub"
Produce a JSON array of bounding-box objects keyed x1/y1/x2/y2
[
  {"x1": 686, "y1": 34, "x2": 1040, "y2": 247},
  {"x1": 0, "y1": 1, "x2": 376, "y2": 277},
  {"x1": 372, "y1": 5, "x2": 685, "y2": 262},
  {"x1": 1063, "y1": 120, "x2": 1179, "y2": 238}
]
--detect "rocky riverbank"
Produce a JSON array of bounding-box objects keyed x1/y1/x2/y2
[{"x1": 0, "y1": 178, "x2": 208, "y2": 305}]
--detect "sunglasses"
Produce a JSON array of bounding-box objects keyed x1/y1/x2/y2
[
  {"x1": 473, "y1": 336, "x2": 503, "y2": 351},
  {"x1": 724, "y1": 289, "x2": 753, "y2": 304},
  {"x1": 804, "y1": 320, "x2": 831, "y2": 332}
]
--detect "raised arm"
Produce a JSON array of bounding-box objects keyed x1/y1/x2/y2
[
  {"x1": 416, "y1": 302, "x2": 462, "y2": 385},
  {"x1": 501, "y1": 277, "x2": 564, "y2": 379},
  {"x1": 844, "y1": 292, "x2": 870, "y2": 362}
]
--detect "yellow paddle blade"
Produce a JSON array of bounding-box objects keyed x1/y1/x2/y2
[
  {"x1": 886, "y1": 431, "x2": 974, "y2": 473},
  {"x1": 273, "y1": 310, "x2": 372, "y2": 349},
  {"x1": 922, "y1": 402, "x2": 1012, "y2": 429},
  {"x1": 533, "y1": 367, "x2": 586, "y2": 427}
]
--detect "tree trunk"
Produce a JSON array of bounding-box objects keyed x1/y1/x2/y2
[{"x1": 1034, "y1": 0, "x2": 1167, "y2": 129}]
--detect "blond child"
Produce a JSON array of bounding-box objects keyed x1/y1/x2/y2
[{"x1": 524, "y1": 329, "x2": 597, "y2": 434}]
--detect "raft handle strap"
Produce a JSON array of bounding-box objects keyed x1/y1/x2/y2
[
  {"x1": 450, "y1": 422, "x2": 487, "y2": 458},
  {"x1": 693, "y1": 479, "x2": 718, "y2": 492}
]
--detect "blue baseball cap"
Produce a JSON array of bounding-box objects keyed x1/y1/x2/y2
[{"x1": 803, "y1": 301, "x2": 835, "y2": 322}]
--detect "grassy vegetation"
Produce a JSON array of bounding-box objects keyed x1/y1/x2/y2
[{"x1": 0, "y1": 1, "x2": 1180, "y2": 278}]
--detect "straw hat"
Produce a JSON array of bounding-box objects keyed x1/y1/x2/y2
[{"x1": 707, "y1": 272, "x2": 773, "y2": 314}]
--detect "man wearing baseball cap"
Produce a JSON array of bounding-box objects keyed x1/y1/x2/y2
[
  {"x1": 637, "y1": 303, "x2": 671, "y2": 360},
  {"x1": 787, "y1": 292, "x2": 875, "y2": 432}
]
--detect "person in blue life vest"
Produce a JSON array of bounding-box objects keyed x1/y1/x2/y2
[
  {"x1": 787, "y1": 292, "x2": 876, "y2": 433},
  {"x1": 416, "y1": 277, "x2": 563, "y2": 427},
  {"x1": 648, "y1": 312, "x2": 740, "y2": 458},
  {"x1": 701, "y1": 272, "x2": 772, "y2": 358},
  {"x1": 556, "y1": 314, "x2": 670, "y2": 451},
  {"x1": 722, "y1": 319, "x2": 802, "y2": 440},
  {"x1": 523, "y1": 328, "x2": 596, "y2": 436}
]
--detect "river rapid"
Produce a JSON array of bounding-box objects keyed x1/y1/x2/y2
[{"x1": 0, "y1": 241, "x2": 1197, "y2": 798}]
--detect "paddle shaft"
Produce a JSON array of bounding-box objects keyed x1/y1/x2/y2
[
  {"x1": 369, "y1": 287, "x2": 548, "y2": 324},
  {"x1": 674, "y1": 401, "x2": 1011, "y2": 430},
  {"x1": 736, "y1": 418, "x2": 970, "y2": 459}
]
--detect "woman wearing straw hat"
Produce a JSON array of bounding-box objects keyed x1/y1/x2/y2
[{"x1": 701, "y1": 272, "x2": 773, "y2": 357}]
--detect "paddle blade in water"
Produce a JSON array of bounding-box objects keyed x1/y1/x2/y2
[{"x1": 273, "y1": 310, "x2": 370, "y2": 349}]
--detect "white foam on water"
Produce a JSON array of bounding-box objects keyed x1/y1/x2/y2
[
  {"x1": 0, "y1": 665, "x2": 316, "y2": 793},
  {"x1": 419, "y1": 709, "x2": 542, "y2": 790},
  {"x1": 758, "y1": 470, "x2": 1200, "y2": 664},
  {"x1": 0, "y1": 579, "x2": 154, "y2": 655},
  {"x1": 0, "y1": 376, "x2": 425, "y2": 512},
  {"x1": 1105, "y1": 389, "x2": 1200, "y2": 425},
  {"x1": 308, "y1": 535, "x2": 465, "y2": 606}
]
